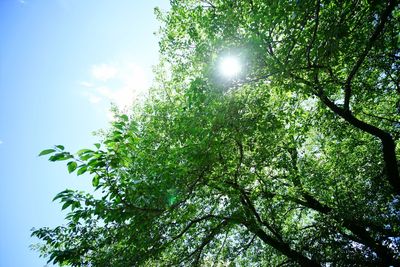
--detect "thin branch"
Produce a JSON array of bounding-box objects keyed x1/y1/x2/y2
[
  {"x1": 182, "y1": 220, "x2": 228, "y2": 266},
  {"x1": 277, "y1": 259, "x2": 292, "y2": 267},
  {"x1": 211, "y1": 230, "x2": 229, "y2": 267},
  {"x1": 344, "y1": 0, "x2": 397, "y2": 110},
  {"x1": 167, "y1": 214, "x2": 216, "y2": 246},
  {"x1": 201, "y1": 0, "x2": 215, "y2": 9},
  {"x1": 234, "y1": 139, "x2": 244, "y2": 183},
  {"x1": 361, "y1": 111, "x2": 400, "y2": 124},
  {"x1": 306, "y1": 0, "x2": 321, "y2": 67}
]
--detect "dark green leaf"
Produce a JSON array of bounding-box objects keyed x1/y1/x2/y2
[
  {"x1": 48, "y1": 152, "x2": 73, "y2": 162},
  {"x1": 120, "y1": 114, "x2": 129, "y2": 121},
  {"x1": 67, "y1": 161, "x2": 78, "y2": 173},
  {"x1": 61, "y1": 200, "x2": 73, "y2": 210}
]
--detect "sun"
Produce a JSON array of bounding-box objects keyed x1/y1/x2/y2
[{"x1": 219, "y1": 56, "x2": 241, "y2": 78}]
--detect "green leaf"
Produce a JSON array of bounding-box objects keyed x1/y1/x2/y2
[
  {"x1": 77, "y1": 149, "x2": 93, "y2": 156},
  {"x1": 80, "y1": 153, "x2": 94, "y2": 161},
  {"x1": 92, "y1": 175, "x2": 100, "y2": 187},
  {"x1": 71, "y1": 201, "x2": 81, "y2": 210},
  {"x1": 48, "y1": 152, "x2": 72, "y2": 162},
  {"x1": 55, "y1": 145, "x2": 65, "y2": 151},
  {"x1": 67, "y1": 161, "x2": 78, "y2": 173},
  {"x1": 77, "y1": 165, "x2": 87, "y2": 176},
  {"x1": 52, "y1": 189, "x2": 74, "y2": 202},
  {"x1": 88, "y1": 157, "x2": 104, "y2": 168},
  {"x1": 38, "y1": 149, "x2": 56, "y2": 156},
  {"x1": 94, "y1": 143, "x2": 101, "y2": 149},
  {"x1": 62, "y1": 200, "x2": 73, "y2": 210},
  {"x1": 120, "y1": 114, "x2": 129, "y2": 121},
  {"x1": 113, "y1": 122, "x2": 124, "y2": 130}
]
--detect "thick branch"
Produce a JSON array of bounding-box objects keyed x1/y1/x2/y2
[
  {"x1": 318, "y1": 93, "x2": 400, "y2": 194},
  {"x1": 246, "y1": 224, "x2": 321, "y2": 267},
  {"x1": 291, "y1": 194, "x2": 396, "y2": 264},
  {"x1": 286, "y1": 147, "x2": 396, "y2": 264},
  {"x1": 288, "y1": 71, "x2": 399, "y2": 193}
]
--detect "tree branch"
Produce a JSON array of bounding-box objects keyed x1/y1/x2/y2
[
  {"x1": 245, "y1": 223, "x2": 321, "y2": 267},
  {"x1": 317, "y1": 92, "x2": 400, "y2": 194},
  {"x1": 306, "y1": 0, "x2": 321, "y2": 68},
  {"x1": 344, "y1": 0, "x2": 397, "y2": 110},
  {"x1": 284, "y1": 72, "x2": 400, "y2": 194},
  {"x1": 184, "y1": 220, "x2": 228, "y2": 266}
]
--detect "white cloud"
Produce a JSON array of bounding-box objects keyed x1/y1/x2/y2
[
  {"x1": 121, "y1": 64, "x2": 148, "y2": 92},
  {"x1": 79, "y1": 81, "x2": 94, "y2": 88},
  {"x1": 0, "y1": 140, "x2": 3, "y2": 145},
  {"x1": 79, "y1": 62, "x2": 150, "y2": 117},
  {"x1": 91, "y1": 64, "x2": 118, "y2": 82},
  {"x1": 89, "y1": 95, "x2": 102, "y2": 104},
  {"x1": 95, "y1": 84, "x2": 137, "y2": 109},
  {"x1": 82, "y1": 91, "x2": 102, "y2": 104}
]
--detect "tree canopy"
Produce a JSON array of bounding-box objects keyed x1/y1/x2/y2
[{"x1": 32, "y1": 0, "x2": 400, "y2": 266}]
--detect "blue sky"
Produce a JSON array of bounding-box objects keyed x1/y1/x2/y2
[{"x1": 0, "y1": 0, "x2": 169, "y2": 266}]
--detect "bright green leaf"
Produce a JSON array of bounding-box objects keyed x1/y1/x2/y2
[
  {"x1": 92, "y1": 176, "x2": 100, "y2": 187},
  {"x1": 77, "y1": 149, "x2": 93, "y2": 156},
  {"x1": 77, "y1": 165, "x2": 87, "y2": 176},
  {"x1": 38, "y1": 149, "x2": 56, "y2": 156}
]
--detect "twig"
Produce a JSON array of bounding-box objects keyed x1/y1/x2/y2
[{"x1": 344, "y1": 0, "x2": 397, "y2": 110}]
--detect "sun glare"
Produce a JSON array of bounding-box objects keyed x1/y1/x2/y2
[{"x1": 219, "y1": 56, "x2": 241, "y2": 78}]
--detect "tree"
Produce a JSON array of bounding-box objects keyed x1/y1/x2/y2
[{"x1": 33, "y1": 0, "x2": 400, "y2": 266}]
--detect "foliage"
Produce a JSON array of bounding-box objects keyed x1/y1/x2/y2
[{"x1": 33, "y1": 0, "x2": 400, "y2": 266}]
